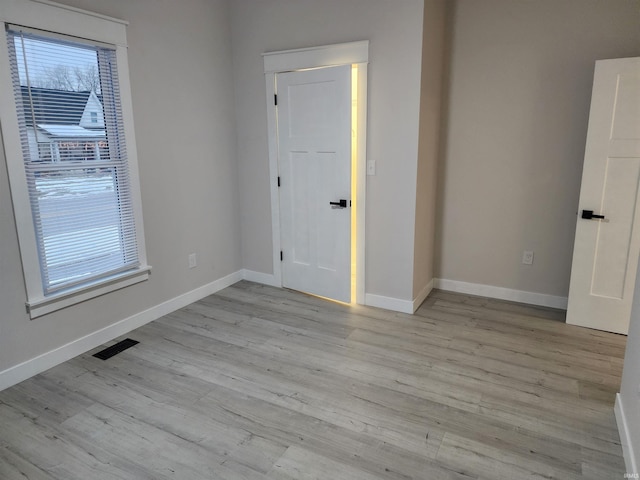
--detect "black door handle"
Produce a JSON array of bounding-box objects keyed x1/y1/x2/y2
[
  {"x1": 582, "y1": 209, "x2": 605, "y2": 220},
  {"x1": 329, "y1": 199, "x2": 348, "y2": 208}
]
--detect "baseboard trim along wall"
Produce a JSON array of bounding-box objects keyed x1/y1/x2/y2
[
  {"x1": 615, "y1": 393, "x2": 637, "y2": 476},
  {"x1": 241, "y1": 269, "x2": 279, "y2": 287},
  {"x1": 413, "y1": 279, "x2": 434, "y2": 312},
  {"x1": 244, "y1": 269, "x2": 434, "y2": 315},
  {"x1": 434, "y1": 278, "x2": 568, "y2": 310},
  {"x1": 365, "y1": 279, "x2": 433, "y2": 314},
  {"x1": 365, "y1": 293, "x2": 414, "y2": 314},
  {"x1": 0, "y1": 270, "x2": 243, "y2": 392},
  {"x1": 244, "y1": 269, "x2": 432, "y2": 315}
]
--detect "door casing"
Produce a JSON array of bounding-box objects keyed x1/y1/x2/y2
[{"x1": 263, "y1": 41, "x2": 368, "y2": 304}]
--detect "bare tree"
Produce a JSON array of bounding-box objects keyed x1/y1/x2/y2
[
  {"x1": 33, "y1": 65, "x2": 75, "y2": 90},
  {"x1": 73, "y1": 65, "x2": 100, "y2": 93},
  {"x1": 32, "y1": 64, "x2": 100, "y2": 92}
]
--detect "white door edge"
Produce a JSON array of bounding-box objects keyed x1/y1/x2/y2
[{"x1": 263, "y1": 42, "x2": 368, "y2": 305}]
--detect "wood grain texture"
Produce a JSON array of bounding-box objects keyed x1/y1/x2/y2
[{"x1": 0, "y1": 282, "x2": 627, "y2": 479}]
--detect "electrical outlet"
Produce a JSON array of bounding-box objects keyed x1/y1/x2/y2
[
  {"x1": 367, "y1": 160, "x2": 376, "y2": 176},
  {"x1": 522, "y1": 250, "x2": 534, "y2": 265},
  {"x1": 188, "y1": 253, "x2": 197, "y2": 269}
]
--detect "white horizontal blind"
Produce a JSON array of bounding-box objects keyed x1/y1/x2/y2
[{"x1": 6, "y1": 28, "x2": 139, "y2": 295}]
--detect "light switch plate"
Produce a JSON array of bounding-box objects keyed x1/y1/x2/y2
[{"x1": 367, "y1": 160, "x2": 376, "y2": 176}]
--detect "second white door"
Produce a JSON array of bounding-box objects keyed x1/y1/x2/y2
[
  {"x1": 566, "y1": 57, "x2": 640, "y2": 334},
  {"x1": 277, "y1": 65, "x2": 352, "y2": 303}
]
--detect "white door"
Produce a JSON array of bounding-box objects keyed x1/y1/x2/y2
[
  {"x1": 277, "y1": 65, "x2": 352, "y2": 303},
  {"x1": 567, "y1": 57, "x2": 640, "y2": 334}
]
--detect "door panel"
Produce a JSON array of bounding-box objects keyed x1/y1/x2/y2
[
  {"x1": 288, "y1": 81, "x2": 338, "y2": 138},
  {"x1": 278, "y1": 65, "x2": 351, "y2": 303},
  {"x1": 316, "y1": 152, "x2": 340, "y2": 272},
  {"x1": 290, "y1": 151, "x2": 311, "y2": 266},
  {"x1": 567, "y1": 57, "x2": 640, "y2": 334},
  {"x1": 591, "y1": 158, "x2": 640, "y2": 298},
  {"x1": 612, "y1": 74, "x2": 640, "y2": 140}
]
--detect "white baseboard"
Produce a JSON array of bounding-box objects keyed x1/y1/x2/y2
[
  {"x1": 242, "y1": 269, "x2": 424, "y2": 315},
  {"x1": 0, "y1": 270, "x2": 243, "y2": 392},
  {"x1": 241, "y1": 269, "x2": 280, "y2": 287},
  {"x1": 616, "y1": 393, "x2": 638, "y2": 476},
  {"x1": 413, "y1": 279, "x2": 434, "y2": 312},
  {"x1": 363, "y1": 280, "x2": 435, "y2": 315},
  {"x1": 243, "y1": 269, "x2": 425, "y2": 315},
  {"x1": 434, "y1": 278, "x2": 568, "y2": 310},
  {"x1": 365, "y1": 293, "x2": 414, "y2": 314}
]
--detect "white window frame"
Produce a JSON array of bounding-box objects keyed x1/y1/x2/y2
[{"x1": 0, "y1": 0, "x2": 150, "y2": 319}]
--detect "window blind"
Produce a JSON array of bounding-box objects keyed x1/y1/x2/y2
[{"x1": 6, "y1": 28, "x2": 140, "y2": 295}]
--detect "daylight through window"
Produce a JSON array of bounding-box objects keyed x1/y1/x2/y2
[{"x1": 6, "y1": 28, "x2": 141, "y2": 296}]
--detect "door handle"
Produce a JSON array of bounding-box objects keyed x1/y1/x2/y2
[
  {"x1": 329, "y1": 199, "x2": 348, "y2": 208},
  {"x1": 581, "y1": 209, "x2": 605, "y2": 220}
]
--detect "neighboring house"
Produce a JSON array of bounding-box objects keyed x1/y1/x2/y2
[{"x1": 20, "y1": 86, "x2": 106, "y2": 163}]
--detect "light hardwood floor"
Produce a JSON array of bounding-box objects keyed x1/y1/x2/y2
[{"x1": 0, "y1": 281, "x2": 628, "y2": 479}]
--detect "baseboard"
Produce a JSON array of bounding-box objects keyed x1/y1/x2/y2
[
  {"x1": 0, "y1": 270, "x2": 243, "y2": 392},
  {"x1": 434, "y1": 278, "x2": 568, "y2": 310},
  {"x1": 241, "y1": 269, "x2": 280, "y2": 287},
  {"x1": 363, "y1": 280, "x2": 434, "y2": 315},
  {"x1": 413, "y1": 279, "x2": 434, "y2": 312},
  {"x1": 616, "y1": 393, "x2": 638, "y2": 476},
  {"x1": 365, "y1": 293, "x2": 414, "y2": 314},
  {"x1": 243, "y1": 269, "x2": 424, "y2": 314}
]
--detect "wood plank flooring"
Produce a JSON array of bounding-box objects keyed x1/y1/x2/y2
[{"x1": 0, "y1": 281, "x2": 628, "y2": 479}]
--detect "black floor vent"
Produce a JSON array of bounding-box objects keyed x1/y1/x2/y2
[{"x1": 93, "y1": 338, "x2": 139, "y2": 360}]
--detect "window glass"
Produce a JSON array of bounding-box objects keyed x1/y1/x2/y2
[{"x1": 7, "y1": 30, "x2": 140, "y2": 295}]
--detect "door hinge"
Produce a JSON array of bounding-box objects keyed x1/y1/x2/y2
[
  {"x1": 277, "y1": 176, "x2": 281, "y2": 187},
  {"x1": 274, "y1": 94, "x2": 278, "y2": 106},
  {"x1": 280, "y1": 251, "x2": 283, "y2": 261}
]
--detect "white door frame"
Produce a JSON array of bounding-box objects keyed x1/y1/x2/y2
[{"x1": 263, "y1": 41, "x2": 368, "y2": 304}]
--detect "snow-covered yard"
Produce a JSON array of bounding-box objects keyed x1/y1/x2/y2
[{"x1": 35, "y1": 172, "x2": 125, "y2": 288}]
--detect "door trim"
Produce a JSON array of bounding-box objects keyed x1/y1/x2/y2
[
  {"x1": 263, "y1": 41, "x2": 369, "y2": 74},
  {"x1": 263, "y1": 41, "x2": 368, "y2": 304}
]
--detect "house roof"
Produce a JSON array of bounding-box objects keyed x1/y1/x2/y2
[
  {"x1": 19, "y1": 86, "x2": 93, "y2": 126},
  {"x1": 37, "y1": 124, "x2": 105, "y2": 139}
]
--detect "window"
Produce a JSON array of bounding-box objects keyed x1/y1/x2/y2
[{"x1": 0, "y1": 4, "x2": 149, "y2": 318}]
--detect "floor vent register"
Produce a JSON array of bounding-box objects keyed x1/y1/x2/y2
[{"x1": 93, "y1": 338, "x2": 140, "y2": 360}]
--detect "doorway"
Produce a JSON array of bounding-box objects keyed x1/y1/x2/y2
[{"x1": 263, "y1": 41, "x2": 368, "y2": 304}]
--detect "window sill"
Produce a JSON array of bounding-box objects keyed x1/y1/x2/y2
[{"x1": 26, "y1": 266, "x2": 152, "y2": 319}]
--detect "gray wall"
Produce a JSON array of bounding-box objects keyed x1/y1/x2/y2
[
  {"x1": 619, "y1": 256, "x2": 640, "y2": 470},
  {"x1": 0, "y1": 0, "x2": 242, "y2": 372},
  {"x1": 230, "y1": 0, "x2": 426, "y2": 302},
  {"x1": 436, "y1": 0, "x2": 640, "y2": 297},
  {"x1": 413, "y1": 0, "x2": 449, "y2": 298}
]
